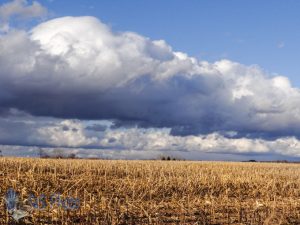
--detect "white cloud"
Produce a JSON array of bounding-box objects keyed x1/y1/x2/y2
[
  {"x1": 0, "y1": 16, "x2": 300, "y2": 139},
  {"x1": 37, "y1": 120, "x2": 98, "y2": 147},
  {"x1": 1, "y1": 15, "x2": 300, "y2": 158},
  {"x1": 1, "y1": 116, "x2": 300, "y2": 159}
]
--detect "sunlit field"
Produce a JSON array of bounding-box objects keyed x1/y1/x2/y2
[{"x1": 0, "y1": 158, "x2": 300, "y2": 224}]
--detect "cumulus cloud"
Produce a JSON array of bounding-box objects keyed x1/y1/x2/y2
[
  {"x1": 37, "y1": 120, "x2": 99, "y2": 147},
  {"x1": 1, "y1": 14, "x2": 300, "y2": 159},
  {"x1": 0, "y1": 16, "x2": 300, "y2": 140},
  {"x1": 0, "y1": 111, "x2": 107, "y2": 148},
  {"x1": 1, "y1": 115, "x2": 300, "y2": 159},
  {"x1": 99, "y1": 127, "x2": 300, "y2": 158}
]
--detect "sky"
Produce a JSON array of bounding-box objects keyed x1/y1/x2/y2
[
  {"x1": 41, "y1": 0, "x2": 300, "y2": 87},
  {"x1": 1, "y1": 0, "x2": 300, "y2": 160}
]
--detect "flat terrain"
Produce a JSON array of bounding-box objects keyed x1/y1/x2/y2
[{"x1": 0, "y1": 158, "x2": 299, "y2": 224}]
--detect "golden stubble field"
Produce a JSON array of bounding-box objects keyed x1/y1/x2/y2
[{"x1": 0, "y1": 158, "x2": 299, "y2": 225}]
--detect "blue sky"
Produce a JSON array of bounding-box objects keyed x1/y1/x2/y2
[{"x1": 39, "y1": 0, "x2": 300, "y2": 86}]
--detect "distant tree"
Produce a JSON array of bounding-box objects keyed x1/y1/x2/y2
[
  {"x1": 158, "y1": 155, "x2": 166, "y2": 160},
  {"x1": 68, "y1": 153, "x2": 77, "y2": 159},
  {"x1": 159, "y1": 155, "x2": 184, "y2": 161},
  {"x1": 248, "y1": 159, "x2": 257, "y2": 162}
]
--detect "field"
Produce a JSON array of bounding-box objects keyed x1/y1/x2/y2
[{"x1": 0, "y1": 158, "x2": 300, "y2": 224}]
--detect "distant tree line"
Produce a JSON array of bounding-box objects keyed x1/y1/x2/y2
[
  {"x1": 39, "y1": 149, "x2": 77, "y2": 159},
  {"x1": 159, "y1": 155, "x2": 185, "y2": 161}
]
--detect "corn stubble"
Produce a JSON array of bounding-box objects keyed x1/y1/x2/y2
[{"x1": 0, "y1": 158, "x2": 299, "y2": 224}]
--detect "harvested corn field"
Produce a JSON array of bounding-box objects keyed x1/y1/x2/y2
[{"x1": 0, "y1": 158, "x2": 299, "y2": 224}]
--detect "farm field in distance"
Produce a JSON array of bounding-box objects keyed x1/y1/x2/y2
[{"x1": 0, "y1": 158, "x2": 300, "y2": 225}]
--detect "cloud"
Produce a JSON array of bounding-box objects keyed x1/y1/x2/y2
[
  {"x1": 0, "y1": 0, "x2": 47, "y2": 21},
  {"x1": 37, "y1": 120, "x2": 99, "y2": 147},
  {"x1": 0, "y1": 0, "x2": 47, "y2": 32},
  {"x1": 277, "y1": 41, "x2": 285, "y2": 49},
  {"x1": 99, "y1": 127, "x2": 300, "y2": 158},
  {"x1": 86, "y1": 124, "x2": 108, "y2": 132},
  {"x1": 1, "y1": 15, "x2": 300, "y2": 159},
  {"x1": 1, "y1": 115, "x2": 300, "y2": 159}
]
